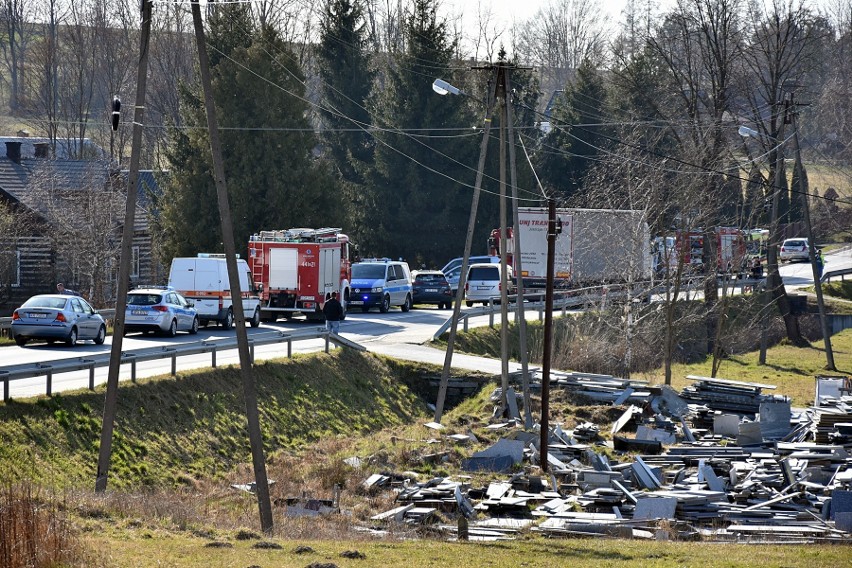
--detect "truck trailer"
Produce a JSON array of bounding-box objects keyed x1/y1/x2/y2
[{"x1": 488, "y1": 207, "x2": 653, "y2": 290}]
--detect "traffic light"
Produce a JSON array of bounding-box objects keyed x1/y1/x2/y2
[{"x1": 111, "y1": 97, "x2": 121, "y2": 131}]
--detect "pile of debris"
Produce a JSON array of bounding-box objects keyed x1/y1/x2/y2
[{"x1": 360, "y1": 374, "x2": 852, "y2": 542}]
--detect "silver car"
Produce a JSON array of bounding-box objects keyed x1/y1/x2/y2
[
  {"x1": 779, "y1": 238, "x2": 809, "y2": 262},
  {"x1": 124, "y1": 287, "x2": 199, "y2": 336},
  {"x1": 11, "y1": 294, "x2": 106, "y2": 347}
]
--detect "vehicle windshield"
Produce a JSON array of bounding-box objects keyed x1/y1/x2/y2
[
  {"x1": 352, "y1": 264, "x2": 386, "y2": 280},
  {"x1": 21, "y1": 296, "x2": 67, "y2": 309},
  {"x1": 783, "y1": 240, "x2": 806, "y2": 247},
  {"x1": 127, "y1": 293, "x2": 163, "y2": 306},
  {"x1": 415, "y1": 273, "x2": 445, "y2": 284}
]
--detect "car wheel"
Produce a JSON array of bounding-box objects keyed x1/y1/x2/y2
[
  {"x1": 65, "y1": 327, "x2": 78, "y2": 347},
  {"x1": 190, "y1": 317, "x2": 199, "y2": 335},
  {"x1": 379, "y1": 295, "x2": 390, "y2": 313},
  {"x1": 94, "y1": 325, "x2": 106, "y2": 345},
  {"x1": 401, "y1": 294, "x2": 412, "y2": 312},
  {"x1": 465, "y1": 301, "x2": 473, "y2": 308},
  {"x1": 222, "y1": 309, "x2": 234, "y2": 330},
  {"x1": 249, "y1": 308, "x2": 261, "y2": 328},
  {"x1": 14, "y1": 336, "x2": 27, "y2": 347},
  {"x1": 166, "y1": 319, "x2": 177, "y2": 337}
]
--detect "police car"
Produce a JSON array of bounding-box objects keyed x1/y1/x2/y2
[
  {"x1": 124, "y1": 286, "x2": 199, "y2": 336},
  {"x1": 349, "y1": 259, "x2": 413, "y2": 313}
]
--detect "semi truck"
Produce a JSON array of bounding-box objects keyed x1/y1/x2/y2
[
  {"x1": 247, "y1": 228, "x2": 353, "y2": 321},
  {"x1": 488, "y1": 207, "x2": 653, "y2": 290}
]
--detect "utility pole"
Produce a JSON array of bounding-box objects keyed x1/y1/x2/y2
[
  {"x1": 502, "y1": 65, "x2": 533, "y2": 428},
  {"x1": 96, "y1": 0, "x2": 152, "y2": 494},
  {"x1": 433, "y1": 73, "x2": 497, "y2": 422},
  {"x1": 766, "y1": 96, "x2": 804, "y2": 346},
  {"x1": 790, "y1": 99, "x2": 835, "y2": 370},
  {"x1": 190, "y1": 1, "x2": 273, "y2": 533},
  {"x1": 539, "y1": 200, "x2": 557, "y2": 472},
  {"x1": 498, "y1": 79, "x2": 510, "y2": 413}
]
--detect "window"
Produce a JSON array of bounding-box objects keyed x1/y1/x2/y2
[
  {"x1": 1, "y1": 250, "x2": 21, "y2": 287},
  {"x1": 131, "y1": 246, "x2": 140, "y2": 279}
]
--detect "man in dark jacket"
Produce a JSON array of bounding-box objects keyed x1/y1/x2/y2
[{"x1": 322, "y1": 291, "x2": 344, "y2": 334}]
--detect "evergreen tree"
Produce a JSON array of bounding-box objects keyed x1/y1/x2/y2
[
  {"x1": 317, "y1": 0, "x2": 374, "y2": 184},
  {"x1": 789, "y1": 156, "x2": 806, "y2": 224},
  {"x1": 158, "y1": 10, "x2": 343, "y2": 264},
  {"x1": 536, "y1": 58, "x2": 609, "y2": 201},
  {"x1": 361, "y1": 0, "x2": 478, "y2": 267}
]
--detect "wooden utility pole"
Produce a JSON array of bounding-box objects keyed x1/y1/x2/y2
[
  {"x1": 539, "y1": 200, "x2": 557, "y2": 472},
  {"x1": 433, "y1": 74, "x2": 497, "y2": 422},
  {"x1": 96, "y1": 0, "x2": 153, "y2": 493},
  {"x1": 766, "y1": 97, "x2": 805, "y2": 346},
  {"x1": 790, "y1": 103, "x2": 835, "y2": 369},
  {"x1": 497, "y1": 79, "x2": 510, "y2": 413},
  {"x1": 190, "y1": 1, "x2": 273, "y2": 532},
  {"x1": 502, "y1": 66, "x2": 533, "y2": 428}
]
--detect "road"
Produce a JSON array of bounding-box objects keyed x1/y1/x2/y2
[{"x1": 1, "y1": 246, "x2": 849, "y2": 400}]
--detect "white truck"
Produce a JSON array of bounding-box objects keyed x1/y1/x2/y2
[
  {"x1": 168, "y1": 254, "x2": 262, "y2": 329},
  {"x1": 489, "y1": 207, "x2": 653, "y2": 289}
]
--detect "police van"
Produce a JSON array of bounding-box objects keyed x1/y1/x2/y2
[{"x1": 349, "y1": 259, "x2": 413, "y2": 313}]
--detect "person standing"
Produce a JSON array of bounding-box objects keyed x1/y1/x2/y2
[
  {"x1": 323, "y1": 291, "x2": 344, "y2": 335},
  {"x1": 815, "y1": 249, "x2": 825, "y2": 281},
  {"x1": 56, "y1": 282, "x2": 81, "y2": 296}
]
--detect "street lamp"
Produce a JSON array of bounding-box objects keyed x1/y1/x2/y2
[{"x1": 432, "y1": 78, "x2": 462, "y2": 96}]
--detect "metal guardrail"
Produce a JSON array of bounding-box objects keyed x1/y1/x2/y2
[
  {"x1": 0, "y1": 327, "x2": 363, "y2": 401},
  {"x1": 821, "y1": 267, "x2": 852, "y2": 283}
]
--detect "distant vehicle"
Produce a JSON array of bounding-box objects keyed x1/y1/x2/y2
[
  {"x1": 349, "y1": 259, "x2": 413, "y2": 313},
  {"x1": 440, "y1": 255, "x2": 499, "y2": 292},
  {"x1": 779, "y1": 238, "x2": 809, "y2": 262},
  {"x1": 248, "y1": 227, "x2": 353, "y2": 322},
  {"x1": 465, "y1": 262, "x2": 514, "y2": 307},
  {"x1": 11, "y1": 294, "x2": 106, "y2": 347},
  {"x1": 124, "y1": 286, "x2": 199, "y2": 337},
  {"x1": 411, "y1": 270, "x2": 452, "y2": 309},
  {"x1": 488, "y1": 208, "x2": 652, "y2": 290},
  {"x1": 168, "y1": 254, "x2": 261, "y2": 329}
]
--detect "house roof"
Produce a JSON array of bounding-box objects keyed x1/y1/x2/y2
[{"x1": 0, "y1": 136, "x2": 106, "y2": 160}]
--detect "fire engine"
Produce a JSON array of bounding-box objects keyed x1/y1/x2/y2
[
  {"x1": 247, "y1": 228, "x2": 353, "y2": 321},
  {"x1": 656, "y1": 227, "x2": 748, "y2": 275}
]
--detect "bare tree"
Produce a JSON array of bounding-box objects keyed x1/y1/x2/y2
[
  {"x1": 513, "y1": 0, "x2": 607, "y2": 97},
  {"x1": 28, "y1": 163, "x2": 123, "y2": 306},
  {"x1": 0, "y1": 0, "x2": 36, "y2": 113}
]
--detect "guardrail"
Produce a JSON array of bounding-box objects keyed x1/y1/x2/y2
[
  {"x1": 0, "y1": 328, "x2": 364, "y2": 402},
  {"x1": 822, "y1": 267, "x2": 852, "y2": 283}
]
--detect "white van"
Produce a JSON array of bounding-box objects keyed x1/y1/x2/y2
[
  {"x1": 168, "y1": 254, "x2": 261, "y2": 329},
  {"x1": 465, "y1": 262, "x2": 514, "y2": 306}
]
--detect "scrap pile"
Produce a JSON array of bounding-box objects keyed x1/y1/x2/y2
[{"x1": 361, "y1": 374, "x2": 852, "y2": 542}]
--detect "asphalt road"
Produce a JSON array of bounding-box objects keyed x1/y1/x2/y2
[{"x1": 1, "y1": 246, "x2": 849, "y2": 400}]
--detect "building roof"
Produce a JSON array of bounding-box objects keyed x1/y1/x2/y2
[{"x1": 0, "y1": 136, "x2": 106, "y2": 160}]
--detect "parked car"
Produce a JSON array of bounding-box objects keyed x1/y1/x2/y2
[
  {"x1": 464, "y1": 263, "x2": 514, "y2": 307},
  {"x1": 779, "y1": 238, "x2": 809, "y2": 262},
  {"x1": 349, "y1": 259, "x2": 413, "y2": 313},
  {"x1": 411, "y1": 270, "x2": 453, "y2": 309},
  {"x1": 11, "y1": 294, "x2": 106, "y2": 347},
  {"x1": 124, "y1": 286, "x2": 199, "y2": 336},
  {"x1": 441, "y1": 255, "x2": 499, "y2": 291}
]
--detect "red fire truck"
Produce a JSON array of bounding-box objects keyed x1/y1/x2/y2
[
  {"x1": 247, "y1": 228, "x2": 353, "y2": 321},
  {"x1": 663, "y1": 227, "x2": 747, "y2": 274}
]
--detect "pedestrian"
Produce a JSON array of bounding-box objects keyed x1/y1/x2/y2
[
  {"x1": 323, "y1": 291, "x2": 344, "y2": 335},
  {"x1": 815, "y1": 249, "x2": 824, "y2": 280},
  {"x1": 750, "y1": 257, "x2": 763, "y2": 280},
  {"x1": 56, "y1": 282, "x2": 81, "y2": 296}
]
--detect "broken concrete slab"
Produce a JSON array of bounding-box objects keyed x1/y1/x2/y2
[
  {"x1": 714, "y1": 414, "x2": 741, "y2": 438},
  {"x1": 634, "y1": 497, "x2": 678, "y2": 520}
]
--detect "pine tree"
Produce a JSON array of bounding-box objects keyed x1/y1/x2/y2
[
  {"x1": 157, "y1": 10, "x2": 343, "y2": 264},
  {"x1": 361, "y1": 0, "x2": 479, "y2": 267}
]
